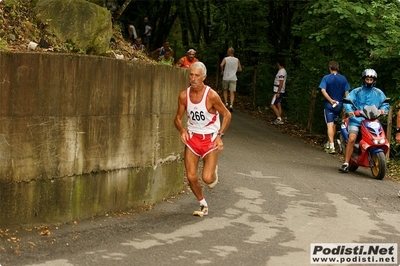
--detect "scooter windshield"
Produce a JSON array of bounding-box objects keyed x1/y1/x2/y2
[{"x1": 362, "y1": 105, "x2": 380, "y2": 120}]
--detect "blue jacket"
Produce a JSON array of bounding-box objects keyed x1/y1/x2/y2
[{"x1": 344, "y1": 85, "x2": 389, "y2": 127}]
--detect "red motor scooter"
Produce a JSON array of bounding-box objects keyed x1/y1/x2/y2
[{"x1": 337, "y1": 98, "x2": 390, "y2": 180}]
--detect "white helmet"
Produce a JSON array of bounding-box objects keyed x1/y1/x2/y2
[{"x1": 362, "y1": 68, "x2": 377, "y2": 88}]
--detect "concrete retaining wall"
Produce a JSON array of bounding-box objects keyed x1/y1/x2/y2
[{"x1": 0, "y1": 52, "x2": 188, "y2": 228}]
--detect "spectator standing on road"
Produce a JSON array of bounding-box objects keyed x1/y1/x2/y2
[
  {"x1": 174, "y1": 62, "x2": 231, "y2": 217},
  {"x1": 319, "y1": 61, "x2": 350, "y2": 154},
  {"x1": 175, "y1": 49, "x2": 198, "y2": 68},
  {"x1": 143, "y1": 17, "x2": 152, "y2": 52},
  {"x1": 158, "y1": 48, "x2": 174, "y2": 66},
  {"x1": 220, "y1": 47, "x2": 242, "y2": 112},
  {"x1": 339, "y1": 69, "x2": 389, "y2": 173},
  {"x1": 270, "y1": 58, "x2": 287, "y2": 125},
  {"x1": 127, "y1": 22, "x2": 137, "y2": 44}
]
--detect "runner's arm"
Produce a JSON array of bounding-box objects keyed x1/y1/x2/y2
[
  {"x1": 209, "y1": 90, "x2": 231, "y2": 152},
  {"x1": 175, "y1": 57, "x2": 184, "y2": 67},
  {"x1": 238, "y1": 59, "x2": 242, "y2": 72},
  {"x1": 174, "y1": 91, "x2": 188, "y2": 144}
]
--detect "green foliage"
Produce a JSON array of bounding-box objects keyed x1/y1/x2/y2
[
  {"x1": 0, "y1": 40, "x2": 9, "y2": 51},
  {"x1": 288, "y1": 0, "x2": 400, "y2": 131},
  {"x1": 4, "y1": 0, "x2": 18, "y2": 8},
  {"x1": 117, "y1": 0, "x2": 400, "y2": 147}
]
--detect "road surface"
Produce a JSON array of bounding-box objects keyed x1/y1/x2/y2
[{"x1": 1, "y1": 110, "x2": 399, "y2": 266}]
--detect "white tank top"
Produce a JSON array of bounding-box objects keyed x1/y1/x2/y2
[
  {"x1": 222, "y1": 56, "x2": 239, "y2": 81},
  {"x1": 186, "y1": 86, "x2": 220, "y2": 134}
]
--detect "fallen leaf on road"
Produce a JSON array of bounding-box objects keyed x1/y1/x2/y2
[{"x1": 38, "y1": 230, "x2": 51, "y2": 236}]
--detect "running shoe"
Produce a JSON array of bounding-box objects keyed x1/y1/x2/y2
[
  {"x1": 339, "y1": 163, "x2": 349, "y2": 173},
  {"x1": 229, "y1": 105, "x2": 233, "y2": 112},
  {"x1": 193, "y1": 205, "x2": 208, "y2": 217},
  {"x1": 272, "y1": 118, "x2": 284, "y2": 125},
  {"x1": 208, "y1": 165, "x2": 218, "y2": 189},
  {"x1": 326, "y1": 147, "x2": 335, "y2": 154},
  {"x1": 324, "y1": 142, "x2": 329, "y2": 151}
]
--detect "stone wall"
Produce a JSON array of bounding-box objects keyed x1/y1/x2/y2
[{"x1": 0, "y1": 52, "x2": 188, "y2": 228}]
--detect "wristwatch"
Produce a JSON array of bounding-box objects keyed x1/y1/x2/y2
[{"x1": 218, "y1": 132, "x2": 224, "y2": 138}]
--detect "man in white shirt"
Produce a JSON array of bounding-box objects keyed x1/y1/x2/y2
[
  {"x1": 127, "y1": 23, "x2": 137, "y2": 44},
  {"x1": 270, "y1": 58, "x2": 287, "y2": 125},
  {"x1": 220, "y1": 47, "x2": 242, "y2": 112},
  {"x1": 143, "y1": 17, "x2": 152, "y2": 52}
]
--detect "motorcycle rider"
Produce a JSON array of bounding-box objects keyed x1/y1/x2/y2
[{"x1": 339, "y1": 69, "x2": 390, "y2": 173}]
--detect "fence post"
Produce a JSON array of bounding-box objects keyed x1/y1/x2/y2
[
  {"x1": 386, "y1": 106, "x2": 393, "y2": 160},
  {"x1": 215, "y1": 55, "x2": 220, "y2": 90},
  {"x1": 307, "y1": 87, "x2": 317, "y2": 133},
  {"x1": 252, "y1": 68, "x2": 257, "y2": 109}
]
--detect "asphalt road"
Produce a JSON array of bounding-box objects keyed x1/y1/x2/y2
[{"x1": 1, "y1": 110, "x2": 399, "y2": 266}]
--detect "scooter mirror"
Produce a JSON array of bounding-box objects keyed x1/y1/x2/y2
[
  {"x1": 343, "y1": 98, "x2": 358, "y2": 110},
  {"x1": 343, "y1": 98, "x2": 352, "y2": 104}
]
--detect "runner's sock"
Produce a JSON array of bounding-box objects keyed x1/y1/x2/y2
[{"x1": 199, "y1": 198, "x2": 207, "y2": 207}]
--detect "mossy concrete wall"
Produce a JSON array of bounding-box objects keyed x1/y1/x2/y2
[{"x1": 0, "y1": 52, "x2": 188, "y2": 228}]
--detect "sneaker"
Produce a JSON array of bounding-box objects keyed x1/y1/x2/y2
[
  {"x1": 208, "y1": 165, "x2": 218, "y2": 189},
  {"x1": 225, "y1": 102, "x2": 228, "y2": 107},
  {"x1": 324, "y1": 142, "x2": 329, "y2": 151},
  {"x1": 272, "y1": 118, "x2": 284, "y2": 125},
  {"x1": 339, "y1": 163, "x2": 349, "y2": 173},
  {"x1": 193, "y1": 205, "x2": 208, "y2": 217},
  {"x1": 326, "y1": 147, "x2": 335, "y2": 154},
  {"x1": 229, "y1": 105, "x2": 233, "y2": 112}
]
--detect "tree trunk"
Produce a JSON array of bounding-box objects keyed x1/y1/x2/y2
[
  {"x1": 307, "y1": 87, "x2": 317, "y2": 133},
  {"x1": 113, "y1": 0, "x2": 132, "y2": 21},
  {"x1": 386, "y1": 106, "x2": 393, "y2": 159}
]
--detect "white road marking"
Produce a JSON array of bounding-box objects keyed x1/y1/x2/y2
[{"x1": 236, "y1": 171, "x2": 279, "y2": 178}]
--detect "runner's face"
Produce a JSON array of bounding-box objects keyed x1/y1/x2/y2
[{"x1": 189, "y1": 67, "x2": 206, "y2": 88}]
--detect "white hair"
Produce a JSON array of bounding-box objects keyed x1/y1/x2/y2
[{"x1": 190, "y1": 62, "x2": 207, "y2": 76}]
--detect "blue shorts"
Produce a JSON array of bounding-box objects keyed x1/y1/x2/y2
[
  {"x1": 323, "y1": 101, "x2": 342, "y2": 124},
  {"x1": 271, "y1": 93, "x2": 284, "y2": 105},
  {"x1": 324, "y1": 109, "x2": 340, "y2": 124}
]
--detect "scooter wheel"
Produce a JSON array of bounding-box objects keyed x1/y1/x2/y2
[
  {"x1": 348, "y1": 164, "x2": 358, "y2": 172},
  {"x1": 371, "y1": 152, "x2": 386, "y2": 180}
]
